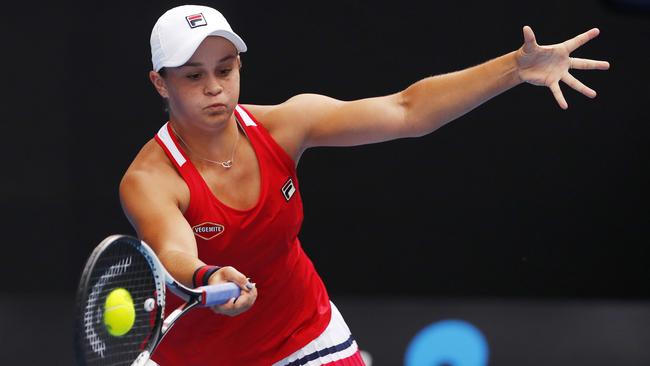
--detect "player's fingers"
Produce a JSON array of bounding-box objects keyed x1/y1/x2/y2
[
  {"x1": 570, "y1": 57, "x2": 610, "y2": 70},
  {"x1": 216, "y1": 266, "x2": 253, "y2": 292},
  {"x1": 562, "y1": 73, "x2": 597, "y2": 98},
  {"x1": 549, "y1": 82, "x2": 568, "y2": 109},
  {"x1": 211, "y1": 297, "x2": 239, "y2": 316},
  {"x1": 213, "y1": 287, "x2": 257, "y2": 316},
  {"x1": 233, "y1": 287, "x2": 257, "y2": 308},
  {"x1": 564, "y1": 28, "x2": 600, "y2": 53},
  {"x1": 244, "y1": 278, "x2": 256, "y2": 291}
]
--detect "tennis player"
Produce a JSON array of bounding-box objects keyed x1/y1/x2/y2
[{"x1": 119, "y1": 5, "x2": 609, "y2": 365}]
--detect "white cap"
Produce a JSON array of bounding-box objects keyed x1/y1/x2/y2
[{"x1": 150, "y1": 5, "x2": 247, "y2": 72}]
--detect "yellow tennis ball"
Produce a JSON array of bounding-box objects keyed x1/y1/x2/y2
[{"x1": 103, "y1": 288, "x2": 136, "y2": 337}]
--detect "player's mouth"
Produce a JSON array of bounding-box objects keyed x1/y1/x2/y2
[{"x1": 204, "y1": 103, "x2": 227, "y2": 111}]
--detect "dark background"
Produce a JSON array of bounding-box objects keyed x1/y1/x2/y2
[{"x1": 1, "y1": 0, "x2": 649, "y2": 364}]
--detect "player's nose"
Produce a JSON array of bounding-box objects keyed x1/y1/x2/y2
[{"x1": 204, "y1": 76, "x2": 223, "y2": 96}]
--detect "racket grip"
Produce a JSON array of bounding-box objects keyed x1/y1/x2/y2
[{"x1": 199, "y1": 282, "x2": 242, "y2": 306}]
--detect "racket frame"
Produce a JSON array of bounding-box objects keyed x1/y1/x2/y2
[{"x1": 76, "y1": 235, "x2": 240, "y2": 366}]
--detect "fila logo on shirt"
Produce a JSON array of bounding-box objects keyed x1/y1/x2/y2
[
  {"x1": 185, "y1": 13, "x2": 207, "y2": 28},
  {"x1": 192, "y1": 222, "x2": 225, "y2": 240},
  {"x1": 281, "y1": 178, "x2": 296, "y2": 202}
]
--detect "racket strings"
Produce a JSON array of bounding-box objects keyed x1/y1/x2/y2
[{"x1": 77, "y1": 238, "x2": 161, "y2": 365}]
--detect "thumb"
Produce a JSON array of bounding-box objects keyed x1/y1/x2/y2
[
  {"x1": 210, "y1": 266, "x2": 253, "y2": 291},
  {"x1": 522, "y1": 25, "x2": 537, "y2": 52}
]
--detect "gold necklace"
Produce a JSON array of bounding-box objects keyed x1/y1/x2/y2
[{"x1": 170, "y1": 121, "x2": 240, "y2": 169}]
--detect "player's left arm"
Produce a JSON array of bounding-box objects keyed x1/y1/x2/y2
[{"x1": 266, "y1": 26, "x2": 609, "y2": 156}]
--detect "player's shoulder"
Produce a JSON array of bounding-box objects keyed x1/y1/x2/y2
[
  {"x1": 124, "y1": 139, "x2": 172, "y2": 176},
  {"x1": 120, "y1": 139, "x2": 186, "y2": 202},
  {"x1": 241, "y1": 94, "x2": 337, "y2": 128}
]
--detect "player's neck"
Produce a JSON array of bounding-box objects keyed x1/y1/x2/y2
[{"x1": 169, "y1": 114, "x2": 240, "y2": 164}]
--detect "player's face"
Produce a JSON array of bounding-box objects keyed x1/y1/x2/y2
[{"x1": 153, "y1": 36, "x2": 241, "y2": 128}]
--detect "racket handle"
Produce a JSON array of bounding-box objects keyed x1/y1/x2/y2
[{"x1": 198, "y1": 282, "x2": 242, "y2": 306}]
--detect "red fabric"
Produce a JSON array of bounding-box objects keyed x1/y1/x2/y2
[
  {"x1": 321, "y1": 351, "x2": 366, "y2": 366},
  {"x1": 152, "y1": 105, "x2": 331, "y2": 365}
]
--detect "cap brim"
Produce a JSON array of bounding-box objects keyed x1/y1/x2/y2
[{"x1": 209, "y1": 29, "x2": 247, "y2": 53}]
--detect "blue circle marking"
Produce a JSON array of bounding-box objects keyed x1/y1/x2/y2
[{"x1": 404, "y1": 319, "x2": 489, "y2": 366}]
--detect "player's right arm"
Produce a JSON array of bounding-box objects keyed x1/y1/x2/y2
[
  {"x1": 119, "y1": 149, "x2": 256, "y2": 316},
  {"x1": 119, "y1": 165, "x2": 200, "y2": 286}
]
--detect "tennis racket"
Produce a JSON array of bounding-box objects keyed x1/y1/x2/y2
[{"x1": 74, "y1": 234, "x2": 241, "y2": 366}]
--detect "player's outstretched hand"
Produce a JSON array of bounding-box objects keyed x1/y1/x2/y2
[
  {"x1": 515, "y1": 26, "x2": 610, "y2": 109},
  {"x1": 207, "y1": 266, "x2": 257, "y2": 316}
]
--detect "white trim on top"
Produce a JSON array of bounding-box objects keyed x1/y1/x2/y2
[
  {"x1": 235, "y1": 105, "x2": 258, "y2": 126},
  {"x1": 157, "y1": 123, "x2": 187, "y2": 167}
]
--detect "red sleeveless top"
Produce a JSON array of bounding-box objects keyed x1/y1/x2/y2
[{"x1": 152, "y1": 105, "x2": 331, "y2": 365}]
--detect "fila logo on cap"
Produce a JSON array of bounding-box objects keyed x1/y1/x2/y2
[
  {"x1": 281, "y1": 178, "x2": 296, "y2": 202},
  {"x1": 185, "y1": 13, "x2": 207, "y2": 28}
]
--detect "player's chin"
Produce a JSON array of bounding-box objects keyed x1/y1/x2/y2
[{"x1": 201, "y1": 109, "x2": 233, "y2": 125}]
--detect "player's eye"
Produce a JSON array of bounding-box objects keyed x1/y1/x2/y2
[
  {"x1": 219, "y1": 69, "x2": 232, "y2": 76},
  {"x1": 187, "y1": 73, "x2": 201, "y2": 80}
]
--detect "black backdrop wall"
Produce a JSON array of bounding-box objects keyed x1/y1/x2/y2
[
  {"x1": 3, "y1": 0, "x2": 649, "y2": 297},
  {"x1": 2, "y1": 0, "x2": 650, "y2": 364}
]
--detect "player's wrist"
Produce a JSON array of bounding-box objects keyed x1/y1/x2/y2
[{"x1": 192, "y1": 265, "x2": 222, "y2": 287}]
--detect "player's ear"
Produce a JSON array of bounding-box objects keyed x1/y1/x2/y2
[
  {"x1": 237, "y1": 55, "x2": 243, "y2": 71},
  {"x1": 149, "y1": 70, "x2": 169, "y2": 98}
]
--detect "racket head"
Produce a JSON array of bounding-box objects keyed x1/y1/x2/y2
[{"x1": 74, "y1": 235, "x2": 166, "y2": 366}]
